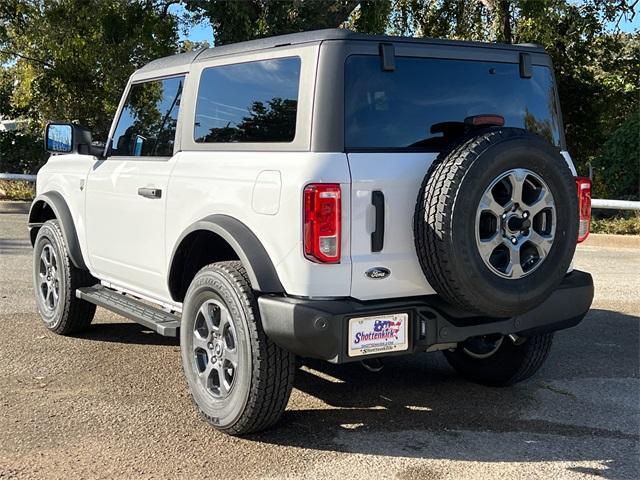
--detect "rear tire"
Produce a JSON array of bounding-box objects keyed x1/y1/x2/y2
[
  {"x1": 33, "y1": 220, "x2": 96, "y2": 334},
  {"x1": 444, "y1": 333, "x2": 554, "y2": 386},
  {"x1": 180, "y1": 261, "x2": 296, "y2": 435}
]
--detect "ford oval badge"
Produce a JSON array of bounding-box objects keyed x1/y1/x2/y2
[{"x1": 365, "y1": 267, "x2": 391, "y2": 280}]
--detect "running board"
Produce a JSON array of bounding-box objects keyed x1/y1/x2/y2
[{"x1": 76, "y1": 285, "x2": 180, "y2": 337}]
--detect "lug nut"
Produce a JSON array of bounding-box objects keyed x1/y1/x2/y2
[
  {"x1": 511, "y1": 237, "x2": 518, "y2": 245},
  {"x1": 523, "y1": 211, "x2": 529, "y2": 219},
  {"x1": 502, "y1": 213, "x2": 507, "y2": 219}
]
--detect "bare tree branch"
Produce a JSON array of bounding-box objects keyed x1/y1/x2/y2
[{"x1": 0, "y1": 49, "x2": 53, "y2": 68}]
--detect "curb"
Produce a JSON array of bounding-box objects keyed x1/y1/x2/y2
[
  {"x1": 0, "y1": 201, "x2": 30, "y2": 214},
  {"x1": 579, "y1": 233, "x2": 640, "y2": 249}
]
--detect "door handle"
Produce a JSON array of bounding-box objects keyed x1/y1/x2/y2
[
  {"x1": 371, "y1": 190, "x2": 385, "y2": 252},
  {"x1": 137, "y1": 187, "x2": 162, "y2": 199}
]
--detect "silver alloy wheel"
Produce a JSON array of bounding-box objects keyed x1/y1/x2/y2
[
  {"x1": 192, "y1": 299, "x2": 239, "y2": 399},
  {"x1": 38, "y1": 243, "x2": 60, "y2": 312},
  {"x1": 475, "y1": 168, "x2": 556, "y2": 279}
]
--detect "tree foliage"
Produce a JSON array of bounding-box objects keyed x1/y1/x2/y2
[
  {"x1": 592, "y1": 111, "x2": 640, "y2": 200},
  {"x1": 0, "y1": 130, "x2": 48, "y2": 174},
  {"x1": 0, "y1": 0, "x2": 179, "y2": 138},
  {"x1": 0, "y1": 0, "x2": 637, "y2": 198},
  {"x1": 183, "y1": 0, "x2": 359, "y2": 45}
]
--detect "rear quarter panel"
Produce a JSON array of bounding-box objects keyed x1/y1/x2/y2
[{"x1": 166, "y1": 152, "x2": 352, "y2": 297}]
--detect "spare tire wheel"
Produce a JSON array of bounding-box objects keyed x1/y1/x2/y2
[{"x1": 414, "y1": 128, "x2": 579, "y2": 317}]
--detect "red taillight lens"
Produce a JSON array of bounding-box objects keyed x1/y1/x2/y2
[
  {"x1": 304, "y1": 184, "x2": 341, "y2": 263},
  {"x1": 576, "y1": 177, "x2": 591, "y2": 243}
]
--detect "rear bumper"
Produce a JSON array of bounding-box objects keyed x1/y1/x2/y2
[{"x1": 258, "y1": 270, "x2": 594, "y2": 363}]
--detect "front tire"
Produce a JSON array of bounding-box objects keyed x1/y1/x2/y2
[
  {"x1": 33, "y1": 219, "x2": 96, "y2": 334},
  {"x1": 444, "y1": 333, "x2": 554, "y2": 386},
  {"x1": 180, "y1": 261, "x2": 295, "y2": 435}
]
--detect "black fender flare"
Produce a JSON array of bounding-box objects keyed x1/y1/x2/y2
[
  {"x1": 168, "y1": 214, "x2": 285, "y2": 296},
  {"x1": 28, "y1": 191, "x2": 87, "y2": 270}
]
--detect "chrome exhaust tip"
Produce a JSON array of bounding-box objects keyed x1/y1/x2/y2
[{"x1": 360, "y1": 358, "x2": 384, "y2": 372}]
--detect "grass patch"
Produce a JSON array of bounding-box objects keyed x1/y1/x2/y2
[
  {"x1": 591, "y1": 215, "x2": 640, "y2": 235},
  {"x1": 0, "y1": 179, "x2": 36, "y2": 201}
]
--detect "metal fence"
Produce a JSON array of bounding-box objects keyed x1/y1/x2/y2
[
  {"x1": 2, "y1": 172, "x2": 639, "y2": 211},
  {"x1": 0, "y1": 173, "x2": 36, "y2": 182},
  {"x1": 591, "y1": 199, "x2": 640, "y2": 211}
]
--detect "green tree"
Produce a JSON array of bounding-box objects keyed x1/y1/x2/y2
[
  {"x1": 591, "y1": 111, "x2": 640, "y2": 200},
  {"x1": 184, "y1": 0, "x2": 360, "y2": 45},
  {"x1": 0, "y1": 0, "x2": 180, "y2": 139}
]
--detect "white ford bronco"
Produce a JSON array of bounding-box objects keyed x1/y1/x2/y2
[{"x1": 30, "y1": 29, "x2": 594, "y2": 435}]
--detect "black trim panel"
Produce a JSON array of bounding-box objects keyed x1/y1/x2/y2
[
  {"x1": 28, "y1": 192, "x2": 87, "y2": 270},
  {"x1": 168, "y1": 214, "x2": 284, "y2": 298},
  {"x1": 258, "y1": 270, "x2": 593, "y2": 363},
  {"x1": 371, "y1": 190, "x2": 385, "y2": 252}
]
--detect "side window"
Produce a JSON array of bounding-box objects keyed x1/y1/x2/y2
[
  {"x1": 111, "y1": 76, "x2": 185, "y2": 157},
  {"x1": 194, "y1": 57, "x2": 301, "y2": 143}
]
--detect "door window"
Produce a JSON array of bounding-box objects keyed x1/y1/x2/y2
[{"x1": 111, "y1": 76, "x2": 185, "y2": 157}]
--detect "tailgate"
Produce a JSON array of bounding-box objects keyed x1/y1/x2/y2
[{"x1": 347, "y1": 152, "x2": 438, "y2": 300}]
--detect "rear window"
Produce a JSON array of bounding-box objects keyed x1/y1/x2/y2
[
  {"x1": 345, "y1": 56, "x2": 561, "y2": 150},
  {"x1": 194, "y1": 57, "x2": 301, "y2": 143}
]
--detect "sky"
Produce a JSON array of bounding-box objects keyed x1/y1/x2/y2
[
  {"x1": 181, "y1": 21, "x2": 213, "y2": 44},
  {"x1": 183, "y1": 22, "x2": 214, "y2": 44}
]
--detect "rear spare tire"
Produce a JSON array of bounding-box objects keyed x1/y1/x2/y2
[{"x1": 414, "y1": 128, "x2": 578, "y2": 317}]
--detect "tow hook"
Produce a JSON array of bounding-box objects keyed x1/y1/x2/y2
[{"x1": 360, "y1": 358, "x2": 384, "y2": 372}]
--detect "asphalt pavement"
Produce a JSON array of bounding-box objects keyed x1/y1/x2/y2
[{"x1": 1, "y1": 210, "x2": 638, "y2": 479}]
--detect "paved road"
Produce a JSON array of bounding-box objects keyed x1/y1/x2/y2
[{"x1": 1, "y1": 212, "x2": 638, "y2": 479}]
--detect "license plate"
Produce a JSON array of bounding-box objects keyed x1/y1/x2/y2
[{"x1": 348, "y1": 313, "x2": 409, "y2": 357}]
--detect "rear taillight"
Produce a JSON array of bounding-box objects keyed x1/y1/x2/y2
[
  {"x1": 576, "y1": 177, "x2": 591, "y2": 243},
  {"x1": 303, "y1": 184, "x2": 341, "y2": 263}
]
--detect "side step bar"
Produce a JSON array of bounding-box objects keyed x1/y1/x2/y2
[{"x1": 76, "y1": 285, "x2": 180, "y2": 337}]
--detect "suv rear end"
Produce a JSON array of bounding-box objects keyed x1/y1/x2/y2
[{"x1": 260, "y1": 32, "x2": 593, "y2": 366}]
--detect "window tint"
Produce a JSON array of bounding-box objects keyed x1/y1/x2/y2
[
  {"x1": 111, "y1": 76, "x2": 184, "y2": 157},
  {"x1": 194, "y1": 57, "x2": 301, "y2": 143},
  {"x1": 345, "y1": 56, "x2": 561, "y2": 150}
]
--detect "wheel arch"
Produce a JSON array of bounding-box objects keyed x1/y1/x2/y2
[
  {"x1": 28, "y1": 191, "x2": 87, "y2": 270},
  {"x1": 168, "y1": 215, "x2": 284, "y2": 303}
]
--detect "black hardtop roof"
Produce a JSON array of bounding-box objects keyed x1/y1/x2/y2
[{"x1": 136, "y1": 28, "x2": 545, "y2": 75}]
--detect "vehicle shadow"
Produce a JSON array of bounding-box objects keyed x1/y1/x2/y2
[
  {"x1": 247, "y1": 308, "x2": 639, "y2": 479},
  {"x1": 75, "y1": 322, "x2": 179, "y2": 346}
]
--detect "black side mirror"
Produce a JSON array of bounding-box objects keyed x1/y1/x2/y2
[{"x1": 44, "y1": 122, "x2": 105, "y2": 158}]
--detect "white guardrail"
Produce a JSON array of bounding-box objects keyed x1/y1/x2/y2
[
  {"x1": 0, "y1": 173, "x2": 37, "y2": 182},
  {"x1": 1, "y1": 172, "x2": 639, "y2": 211},
  {"x1": 591, "y1": 199, "x2": 640, "y2": 211}
]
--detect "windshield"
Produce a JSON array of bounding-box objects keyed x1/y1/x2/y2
[{"x1": 345, "y1": 55, "x2": 561, "y2": 150}]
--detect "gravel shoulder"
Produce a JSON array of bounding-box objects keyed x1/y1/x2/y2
[{"x1": 1, "y1": 213, "x2": 638, "y2": 479}]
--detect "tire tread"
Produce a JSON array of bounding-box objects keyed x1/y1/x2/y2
[
  {"x1": 35, "y1": 220, "x2": 96, "y2": 334},
  {"x1": 191, "y1": 261, "x2": 295, "y2": 435}
]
